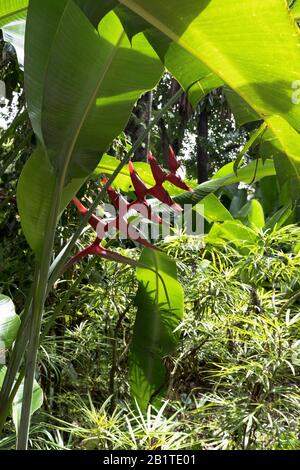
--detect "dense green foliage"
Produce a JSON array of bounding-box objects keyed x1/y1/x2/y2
[{"x1": 0, "y1": 0, "x2": 300, "y2": 451}]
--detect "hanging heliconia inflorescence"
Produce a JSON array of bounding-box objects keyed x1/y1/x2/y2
[{"x1": 66, "y1": 146, "x2": 191, "y2": 269}]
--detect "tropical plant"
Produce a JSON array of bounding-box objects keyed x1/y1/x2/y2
[{"x1": 0, "y1": 0, "x2": 300, "y2": 451}]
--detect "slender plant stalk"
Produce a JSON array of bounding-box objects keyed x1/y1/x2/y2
[{"x1": 17, "y1": 173, "x2": 64, "y2": 450}]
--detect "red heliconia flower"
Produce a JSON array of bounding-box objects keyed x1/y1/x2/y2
[
  {"x1": 64, "y1": 237, "x2": 142, "y2": 272},
  {"x1": 128, "y1": 161, "x2": 148, "y2": 200},
  {"x1": 129, "y1": 159, "x2": 182, "y2": 211},
  {"x1": 102, "y1": 176, "x2": 128, "y2": 210},
  {"x1": 165, "y1": 173, "x2": 192, "y2": 192},
  {"x1": 73, "y1": 197, "x2": 101, "y2": 232},
  {"x1": 66, "y1": 147, "x2": 193, "y2": 272},
  {"x1": 148, "y1": 152, "x2": 167, "y2": 185},
  {"x1": 168, "y1": 145, "x2": 181, "y2": 174}
]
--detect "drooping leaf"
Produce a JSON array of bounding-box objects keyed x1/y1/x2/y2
[
  {"x1": 206, "y1": 220, "x2": 258, "y2": 247},
  {"x1": 0, "y1": 295, "x2": 20, "y2": 349},
  {"x1": 243, "y1": 199, "x2": 265, "y2": 229},
  {"x1": 196, "y1": 193, "x2": 233, "y2": 224},
  {"x1": 130, "y1": 248, "x2": 184, "y2": 411},
  {"x1": 233, "y1": 123, "x2": 267, "y2": 174},
  {"x1": 174, "y1": 160, "x2": 276, "y2": 207}
]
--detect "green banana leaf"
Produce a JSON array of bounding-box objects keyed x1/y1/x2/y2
[
  {"x1": 18, "y1": 3, "x2": 163, "y2": 255},
  {"x1": 196, "y1": 193, "x2": 233, "y2": 224},
  {"x1": 0, "y1": 0, "x2": 28, "y2": 27},
  {"x1": 116, "y1": 0, "x2": 300, "y2": 179},
  {"x1": 130, "y1": 248, "x2": 184, "y2": 411}
]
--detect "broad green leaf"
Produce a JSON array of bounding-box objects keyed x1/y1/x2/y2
[
  {"x1": 224, "y1": 88, "x2": 260, "y2": 126},
  {"x1": 25, "y1": 3, "x2": 163, "y2": 178},
  {"x1": 229, "y1": 189, "x2": 248, "y2": 219},
  {"x1": 258, "y1": 176, "x2": 280, "y2": 217},
  {"x1": 0, "y1": 365, "x2": 43, "y2": 434},
  {"x1": 174, "y1": 160, "x2": 276, "y2": 207},
  {"x1": 196, "y1": 193, "x2": 233, "y2": 224},
  {"x1": 265, "y1": 115, "x2": 300, "y2": 181},
  {"x1": 130, "y1": 248, "x2": 184, "y2": 411},
  {"x1": 118, "y1": 0, "x2": 300, "y2": 177},
  {"x1": 0, "y1": 0, "x2": 27, "y2": 27},
  {"x1": 145, "y1": 30, "x2": 223, "y2": 107},
  {"x1": 207, "y1": 220, "x2": 258, "y2": 247},
  {"x1": 20, "y1": 3, "x2": 162, "y2": 255},
  {"x1": 116, "y1": 5, "x2": 223, "y2": 107},
  {"x1": 74, "y1": 0, "x2": 117, "y2": 27},
  {"x1": 17, "y1": 148, "x2": 87, "y2": 254},
  {"x1": 12, "y1": 377, "x2": 43, "y2": 433},
  {"x1": 246, "y1": 199, "x2": 265, "y2": 229},
  {"x1": 0, "y1": 295, "x2": 20, "y2": 349}
]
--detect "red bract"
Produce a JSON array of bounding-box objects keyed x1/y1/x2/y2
[
  {"x1": 102, "y1": 176, "x2": 128, "y2": 210},
  {"x1": 65, "y1": 237, "x2": 142, "y2": 272},
  {"x1": 128, "y1": 161, "x2": 148, "y2": 200},
  {"x1": 168, "y1": 145, "x2": 181, "y2": 174},
  {"x1": 148, "y1": 152, "x2": 166, "y2": 185},
  {"x1": 67, "y1": 148, "x2": 192, "y2": 271},
  {"x1": 73, "y1": 197, "x2": 101, "y2": 231},
  {"x1": 166, "y1": 173, "x2": 192, "y2": 192}
]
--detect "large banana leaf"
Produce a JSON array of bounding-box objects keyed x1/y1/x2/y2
[
  {"x1": 0, "y1": 0, "x2": 28, "y2": 27},
  {"x1": 18, "y1": 3, "x2": 163, "y2": 255},
  {"x1": 17, "y1": 149, "x2": 87, "y2": 254},
  {"x1": 117, "y1": 0, "x2": 300, "y2": 179},
  {"x1": 130, "y1": 248, "x2": 184, "y2": 411}
]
